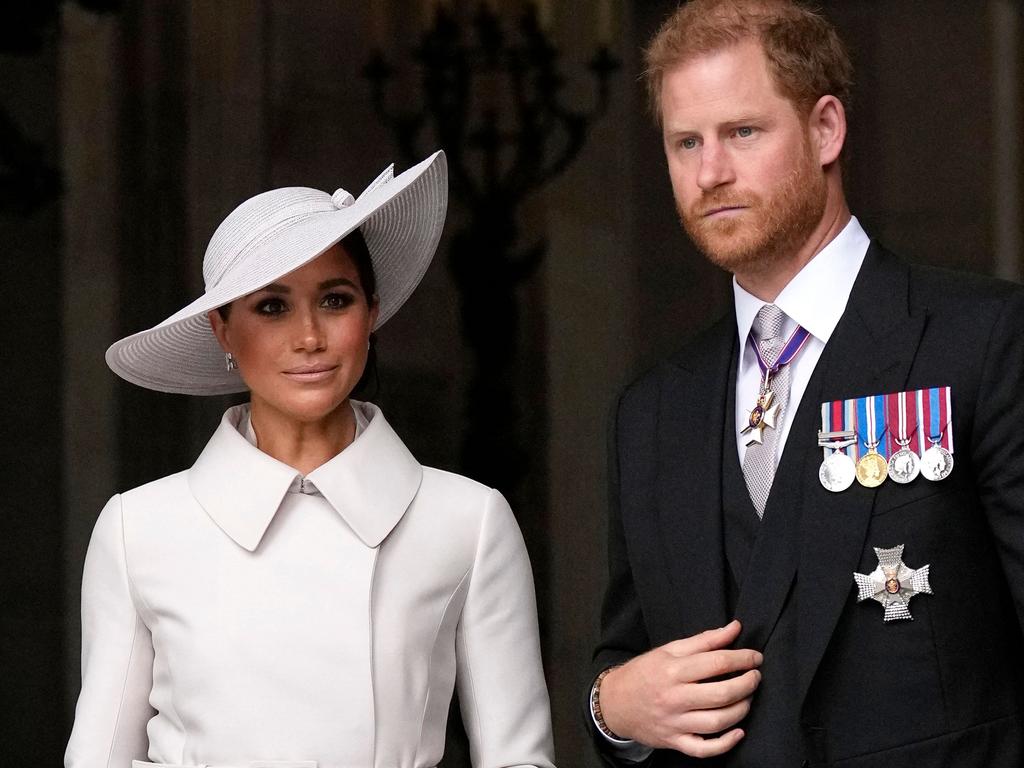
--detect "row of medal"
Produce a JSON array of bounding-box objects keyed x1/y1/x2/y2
[{"x1": 817, "y1": 387, "x2": 954, "y2": 493}]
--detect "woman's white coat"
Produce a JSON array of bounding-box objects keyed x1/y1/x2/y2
[{"x1": 66, "y1": 402, "x2": 555, "y2": 768}]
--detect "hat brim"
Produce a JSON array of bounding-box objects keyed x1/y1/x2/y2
[{"x1": 105, "y1": 151, "x2": 447, "y2": 395}]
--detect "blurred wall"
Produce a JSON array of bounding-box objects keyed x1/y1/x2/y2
[{"x1": 1, "y1": 1, "x2": 1021, "y2": 765}]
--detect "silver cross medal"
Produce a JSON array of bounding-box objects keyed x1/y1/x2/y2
[
  {"x1": 854, "y1": 544, "x2": 932, "y2": 622},
  {"x1": 741, "y1": 369, "x2": 781, "y2": 447}
]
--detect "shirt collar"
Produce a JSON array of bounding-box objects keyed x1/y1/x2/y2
[
  {"x1": 188, "y1": 401, "x2": 422, "y2": 551},
  {"x1": 733, "y1": 215, "x2": 870, "y2": 349}
]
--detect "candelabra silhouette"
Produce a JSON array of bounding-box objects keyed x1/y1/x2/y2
[{"x1": 365, "y1": 2, "x2": 618, "y2": 500}]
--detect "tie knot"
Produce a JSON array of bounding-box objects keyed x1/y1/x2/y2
[{"x1": 753, "y1": 303, "x2": 786, "y2": 343}]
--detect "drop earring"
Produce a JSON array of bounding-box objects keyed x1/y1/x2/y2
[{"x1": 225, "y1": 352, "x2": 238, "y2": 371}]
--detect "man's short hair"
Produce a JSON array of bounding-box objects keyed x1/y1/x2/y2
[{"x1": 644, "y1": 0, "x2": 853, "y2": 123}]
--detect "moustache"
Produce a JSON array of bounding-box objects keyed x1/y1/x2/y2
[{"x1": 689, "y1": 194, "x2": 761, "y2": 219}]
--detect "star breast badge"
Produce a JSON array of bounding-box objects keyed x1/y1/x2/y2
[{"x1": 853, "y1": 544, "x2": 932, "y2": 622}]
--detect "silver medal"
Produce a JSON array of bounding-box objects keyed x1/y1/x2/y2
[
  {"x1": 820, "y1": 450, "x2": 856, "y2": 492},
  {"x1": 887, "y1": 447, "x2": 921, "y2": 484},
  {"x1": 816, "y1": 432, "x2": 857, "y2": 493},
  {"x1": 920, "y1": 444, "x2": 954, "y2": 481}
]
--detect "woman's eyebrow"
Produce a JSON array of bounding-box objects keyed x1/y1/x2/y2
[
  {"x1": 258, "y1": 282, "x2": 289, "y2": 293},
  {"x1": 318, "y1": 277, "x2": 358, "y2": 290},
  {"x1": 254, "y1": 277, "x2": 358, "y2": 294}
]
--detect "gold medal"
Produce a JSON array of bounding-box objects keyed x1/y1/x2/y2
[
  {"x1": 856, "y1": 449, "x2": 888, "y2": 488},
  {"x1": 855, "y1": 394, "x2": 888, "y2": 488}
]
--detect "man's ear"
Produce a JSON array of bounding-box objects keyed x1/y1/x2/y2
[
  {"x1": 809, "y1": 94, "x2": 847, "y2": 167},
  {"x1": 208, "y1": 309, "x2": 231, "y2": 353}
]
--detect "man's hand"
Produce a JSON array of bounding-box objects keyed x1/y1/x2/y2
[{"x1": 600, "y1": 620, "x2": 762, "y2": 758}]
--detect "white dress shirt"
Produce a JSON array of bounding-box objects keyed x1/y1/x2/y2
[
  {"x1": 733, "y1": 217, "x2": 869, "y2": 466},
  {"x1": 594, "y1": 217, "x2": 870, "y2": 759}
]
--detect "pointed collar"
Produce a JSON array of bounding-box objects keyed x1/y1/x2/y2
[
  {"x1": 188, "y1": 401, "x2": 422, "y2": 551},
  {"x1": 733, "y1": 215, "x2": 870, "y2": 348}
]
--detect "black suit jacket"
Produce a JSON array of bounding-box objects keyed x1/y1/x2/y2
[{"x1": 591, "y1": 244, "x2": 1024, "y2": 767}]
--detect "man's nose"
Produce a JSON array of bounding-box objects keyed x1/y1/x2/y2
[{"x1": 696, "y1": 141, "x2": 735, "y2": 191}]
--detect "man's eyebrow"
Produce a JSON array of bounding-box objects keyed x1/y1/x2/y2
[
  {"x1": 720, "y1": 115, "x2": 769, "y2": 128},
  {"x1": 664, "y1": 115, "x2": 771, "y2": 135}
]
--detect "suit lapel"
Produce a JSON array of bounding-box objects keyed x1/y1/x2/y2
[
  {"x1": 795, "y1": 243, "x2": 927, "y2": 705},
  {"x1": 733, "y1": 364, "x2": 822, "y2": 650},
  {"x1": 655, "y1": 316, "x2": 735, "y2": 636}
]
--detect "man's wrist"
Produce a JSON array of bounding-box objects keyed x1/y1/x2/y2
[{"x1": 591, "y1": 665, "x2": 627, "y2": 741}]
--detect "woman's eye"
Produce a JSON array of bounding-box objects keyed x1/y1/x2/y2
[
  {"x1": 680, "y1": 137, "x2": 698, "y2": 150},
  {"x1": 321, "y1": 292, "x2": 355, "y2": 310},
  {"x1": 255, "y1": 298, "x2": 287, "y2": 316}
]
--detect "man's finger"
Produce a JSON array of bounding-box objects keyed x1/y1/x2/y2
[
  {"x1": 675, "y1": 647, "x2": 763, "y2": 684},
  {"x1": 671, "y1": 728, "x2": 745, "y2": 759},
  {"x1": 662, "y1": 619, "x2": 742, "y2": 657},
  {"x1": 676, "y1": 696, "x2": 753, "y2": 735},
  {"x1": 679, "y1": 669, "x2": 762, "y2": 711}
]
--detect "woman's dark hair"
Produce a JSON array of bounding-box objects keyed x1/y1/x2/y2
[
  {"x1": 342, "y1": 228, "x2": 380, "y2": 400},
  {"x1": 217, "y1": 227, "x2": 380, "y2": 399}
]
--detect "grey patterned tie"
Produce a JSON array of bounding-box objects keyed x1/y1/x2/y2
[{"x1": 742, "y1": 304, "x2": 791, "y2": 518}]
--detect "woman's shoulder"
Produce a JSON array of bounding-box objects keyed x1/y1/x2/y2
[
  {"x1": 418, "y1": 466, "x2": 504, "y2": 503},
  {"x1": 400, "y1": 468, "x2": 526, "y2": 568},
  {"x1": 118, "y1": 469, "x2": 193, "y2": 508}
]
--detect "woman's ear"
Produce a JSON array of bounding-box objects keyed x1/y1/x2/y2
[
  {"x1": 369, "y1": 295, "x2": 381, "y2": 331},
  {"x1": 809, "y1": 94, "x2": 847, "y2": 167},
  {"x1": 208, "y1": 309, "x2": 231, "y2": 353}
]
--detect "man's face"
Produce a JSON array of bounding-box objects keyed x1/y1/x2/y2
[{"x1": 661, "y1": 39, "x2": 827, "y2": 273}]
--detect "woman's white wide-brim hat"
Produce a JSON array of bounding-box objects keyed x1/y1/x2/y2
[{"x1": 106, "y1": 150, "x2": 448, "y2": 395}]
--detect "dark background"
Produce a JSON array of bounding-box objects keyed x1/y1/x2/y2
[{"x1": 2, "y1": 1, "x2": 1022, "y2": 765}]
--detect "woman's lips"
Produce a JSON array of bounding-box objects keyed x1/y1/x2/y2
[{"x1": 281, "y1": 364, "x2": 338, "y2": 383}]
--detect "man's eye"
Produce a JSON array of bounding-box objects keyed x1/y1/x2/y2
[
  {"x1": 321, "y1": 292, "x2": 355, "y2": 310},
  {"x1": 256, "y1": 298, "x2": 287, "y2": 315},
  {"x1": 735, "y1": 126, "x2": 756, "y2": 138}
]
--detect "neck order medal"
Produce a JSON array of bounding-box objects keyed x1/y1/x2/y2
[
  {"x1": 740, "y1": 323, "x2": 811, "y2": 447},
  {"x1": 742, "y1": 376, "x2": 780, "y2": 448}
]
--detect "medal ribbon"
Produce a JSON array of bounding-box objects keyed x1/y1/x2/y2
[
  {"x1": 821, "y1": 397, "x2": 860, "y2": 460},
  {"x1": 823, "y1": 387, "x2": 952, "y2": 463},
  {"x1": 884, "y1": 390, "x2": 918, "y2": 455},
  {"x1": 856, "y1": 394, "x2": 889, "y2": 459},
  {"x1": 918, "y1": 386, "x2": 954, "y2": 453},
  {"x1": 750, "y1": 324, "x2": 812, "y2": 381},
  {"x1": 820, "y1": 401, "x2": 857, "y2": 461}
]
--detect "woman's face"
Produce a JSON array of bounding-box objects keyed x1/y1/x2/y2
[{"x1": 209, "y1": 243, "x2": 379, "y2": 425}]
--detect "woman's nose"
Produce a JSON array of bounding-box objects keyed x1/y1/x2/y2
[{"x1": 293, "y1": 308, "x2": 326, "y2": 352}]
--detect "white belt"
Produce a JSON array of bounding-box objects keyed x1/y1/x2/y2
[{"x1": 133, "y1": 761, "x2": 317, "y2": 768}]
